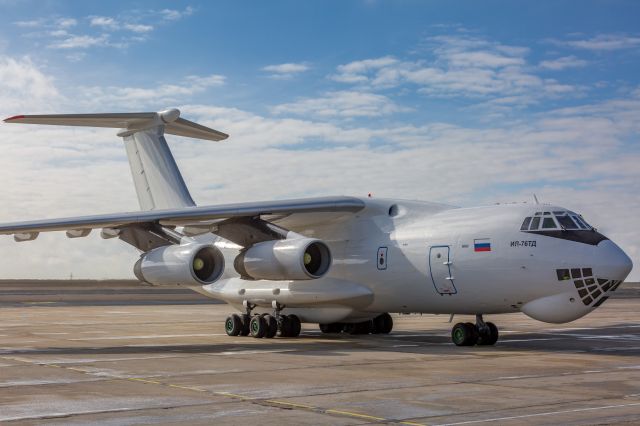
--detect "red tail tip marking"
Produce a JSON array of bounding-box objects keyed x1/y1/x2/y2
[{"x1": 4, "y1": 115, "x2": 25, "y2": 122}]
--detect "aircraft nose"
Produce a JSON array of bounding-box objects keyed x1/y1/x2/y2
[{"x1": 596, "y1": 239, "x2": 633, "y2": 281}]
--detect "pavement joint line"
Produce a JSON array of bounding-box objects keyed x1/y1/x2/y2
[{"x1": 429, "y1": 401, "x2": 640, "y2": 425}]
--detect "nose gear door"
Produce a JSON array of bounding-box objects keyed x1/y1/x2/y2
[{"x1": 429, "y1": 245, "x2": 457, "y2": 295}]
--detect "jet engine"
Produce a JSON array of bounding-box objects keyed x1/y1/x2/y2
[
  {"x1": 234, "y1": 238, "x2": 332, "y2": 281},
  {"x1": 134, "y1": 243, "x2": 225, "y2": 286}
]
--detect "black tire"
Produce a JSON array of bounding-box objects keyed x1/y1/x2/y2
[
  {"x1": 477, "y1": 322, "x2": 499, "y2": 346},
  {"x1": 451, "y1": 322, "x2": 478, "y2": 346},
  {"x1": 250, "y1": 315, "x2": 267, "y2": 338},
  {"x1": 320, "y1": 323, "x2": 343, "y2": 333},
  {"x1": 372, "y1": 313, "x2": 393, "y2": 334},
  {"x1": 288, "y1": 315, "x2": 301, "y2": 337},
  {"x1": 278, "y1": 315, "x2": 292, "y2": 337},
  {"x1": 330, "y1": 323, "x2": 344, "y2": 333},
  {"x1": 345, "y1": 321, "x2": 373, "y2": 335},
  {"x1": 343, "y1": 323, "x2": 357, "y2": 334},
  {"x1": 264, "y1": 314, "x2": 278, "y2": 338},
  {"x1": 464, "y1": 322, "x2": 479, "y2": 345},
  {"x1": 225, "y1": 314, "x2": 242, "y2": 336},
  {"x1": 358, "y1": 320, "x2": 374, "y2": 334},
  {"x1": 239, "y1": 314, "x2": 250, "y2": 336}
]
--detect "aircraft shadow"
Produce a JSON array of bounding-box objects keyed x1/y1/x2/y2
[{"x1": 3, "y1": 322, "x2": 638, "y2": 358}]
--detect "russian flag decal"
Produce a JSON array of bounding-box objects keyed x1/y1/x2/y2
[{"x1": 474, "y1": 239, "x2": 491, "y2": 252}]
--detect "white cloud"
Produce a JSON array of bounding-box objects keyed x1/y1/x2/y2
[
  {"x1": 330, "y1": 36, "x2": 583, "y2": 109},
  {"x1": 539, "y1": 55, "x2": 588, "y2": 70},
  {"x1": 49, "y1": 34, "x2": 108, "y2": 49},
  {"x1": 13, "y1": 19, "x2": 44, "y2": 28},
  {"x1": 159, "y1": 6, "x2": 194, "y2": 21},
  {"x1": 77, "y1": 74, "x2": 226, "y2": 108},
  {"x1": 89, "y1": 16, "x2": 153, "y2": 34},
  {"x1": 14, "y1": 9, "x2": 193, "y2": 52},
  {"x1": 0, "y1": 56, "x2": 59, "y2": 109},
  {"x1": 56, "y1": 18, "x2": 77, "y2": 28},
  {"x1": 330, "y1": 56, "x2": 398, "y2": 83},
  {"x1": 561, "y1": 34, "x2": 640, "y2": 51},
  {"x1": 262, "y1": 62, "x2": 310, "y2": 79},
  {"x1": 89, "y1": 16, "x2": 118, "y2": 29},
  {"x1": 271, "y1": 90, "x2": 408, "y2": 118},
  {"x1": 124, "y1": 23, "x2": 154, "y2": 33}
]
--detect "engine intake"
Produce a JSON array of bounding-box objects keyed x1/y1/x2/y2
[
  {"x1": 235, "y1": 238, "x2": 332, "y2": 281},
  {"x1": 134, "y1": 243, "x2": 225, "y2": 286}
]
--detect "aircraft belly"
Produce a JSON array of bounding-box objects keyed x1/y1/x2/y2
[{"x1": 202, "y1": 277, "x2": 374, "y2": 308}]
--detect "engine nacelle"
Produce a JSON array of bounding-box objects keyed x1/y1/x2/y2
[
  {"x1": 134, "y1": 243, "x2": 225, "y2": 286},
  {"x1": 234, "y1": 238, "x2": 332, "y2": 281}
]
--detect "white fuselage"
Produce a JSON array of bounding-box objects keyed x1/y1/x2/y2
[{"x1": 196, "y1": 198, "x2": 632, "y2": 325}]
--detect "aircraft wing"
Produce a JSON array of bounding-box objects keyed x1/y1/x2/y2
[{"x1": 0, "y1": 196, "x2": 365, "y2": 238}]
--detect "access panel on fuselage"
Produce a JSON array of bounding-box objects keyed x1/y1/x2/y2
[{"x1": 429, "y1": 245, "x2": 457, "y2": 295}]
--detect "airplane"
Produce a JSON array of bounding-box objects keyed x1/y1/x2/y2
[{"x1": 1, "y1": 109, "x2": 633, "y2": 346}]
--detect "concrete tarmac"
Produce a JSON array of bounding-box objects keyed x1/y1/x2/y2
[{"x1": 1, "y1": 281, "x2": 640, "y2": 425}]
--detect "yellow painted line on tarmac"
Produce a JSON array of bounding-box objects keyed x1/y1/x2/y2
[
  {"x1": 264, "y1": 400, "x2": 315, "y2": 410},
  {"x1": 128, "y1": 377, "x2": 162, "y2": 385},
  {"x1": 167, "y1": 383, "x2": 207, "y2": 392},
  {"x1": 400, "y1": 421, "x2": 428, "y2": 426},
  {"x1": 214, "y1": 391, "x2": 255, "y2": 400},
  {"x1": 325, "y1": 408, "x2": 387, "y2": 421}
]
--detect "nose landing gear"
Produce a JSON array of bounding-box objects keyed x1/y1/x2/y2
[{"x1": 451, "y1": 315, "x2": 498, "y2": 346}]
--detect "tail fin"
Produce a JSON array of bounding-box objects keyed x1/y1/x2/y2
[{"x1": 4, "y1": 109, "x2": 228, "y2": 211}]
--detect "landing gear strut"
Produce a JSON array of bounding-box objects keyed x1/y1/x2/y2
[{"x1": 451, "y1": 315, "x2": 498, "y2": 346}]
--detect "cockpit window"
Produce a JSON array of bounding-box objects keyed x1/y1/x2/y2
[
  {"x1": 556, "y1": 215, "x2": 579, "y2": 230},
  {"x1": 541, "y1": 217, "x2": 557, "y2": 229},
  {"x1": 530, "y1": 216, "x2": 541, "y2": 230},
  {"x1": 574, "y1": 215, "x2": 592, "y2": 229},
  {"x1": 520, "y1": 217, "x2": 532, "y2": 230}
]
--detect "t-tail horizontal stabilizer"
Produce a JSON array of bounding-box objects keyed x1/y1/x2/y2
[
  {"x1": 4, "y1": 109, "x2": 228, "y2": 211},
  {"x1": 3, "y1": 108, "x2": 228, "y2": 142}
]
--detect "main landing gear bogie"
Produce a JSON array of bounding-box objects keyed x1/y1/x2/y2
[
  {"x1": 451, "y1": 315, "x2": 499, "y2": 346},
  {"x1": 319, "y1": 313, "x2": 394, "y2": 335},
  {"x1": 225, "y1": 302, "x2": 302, "y2": 339}
]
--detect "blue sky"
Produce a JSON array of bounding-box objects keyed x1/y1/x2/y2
[{"x1": 0, "y1": 1, "x2": 639, "y2": 279}]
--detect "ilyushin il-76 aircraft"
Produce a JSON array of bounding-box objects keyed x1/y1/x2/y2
[{"x1": 2, "y1": 109, "x2": 633, "y2": 346}]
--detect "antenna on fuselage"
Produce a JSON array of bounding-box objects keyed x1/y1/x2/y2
[{"x1": 533, "y1": 194, "x2": 540, "y2": 204}]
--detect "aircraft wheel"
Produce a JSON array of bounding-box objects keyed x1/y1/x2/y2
[
  {"x1": 288, "y1": 315, "x2": 301, "y2": 337},
  {"x1": 225, "y1": 314, "x2": 242, "y2": 336},
  {"x1": 319, "y1": 323, "x2": 343, "y2": 333},
  {"x1": 250, "y1": 315, "x2": 267, "y2": 338},
  {"x1": 345, "y1": 320, "x2": 373, "y2": 335},
  {"x1": 239, "y1": 314, "x2": 251, "y2": 336},
  {"x1": 372, "y1": 313, "x2": 393, "y2": 334},
  {"x1": 264, "y1": 314, "x2": 278, "y2": 338},
  {"x1": 477, "y1": 322, "x2": 499, "y2": 346},
  {"x1": 452, "y1": 322, "x2": 478, "y2": 346},
  {"x1": 278, "y1": 315, "x2": 292, "y2": 337}
]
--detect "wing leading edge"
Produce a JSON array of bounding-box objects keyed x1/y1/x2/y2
[{"x1": 0, "y1": 196, "x2": 365, "y2": 236}]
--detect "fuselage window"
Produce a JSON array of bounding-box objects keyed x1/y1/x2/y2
[
  {"x1": 556, "y1": 215, "x2": 579, "y2": 230},
  {"x1": 521, "y1": 217, "x2": 532, "y2": 230},
  {"x1": 530, "y1": 216, "x2": 541, "y2": 230},
  {"x1": 541, "y1": 217, "x2": 557, "y2": 229}
]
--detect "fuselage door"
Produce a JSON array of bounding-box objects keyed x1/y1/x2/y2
[{"x1": 429, "y1": 245, "x2": 457, "y2": 295}]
